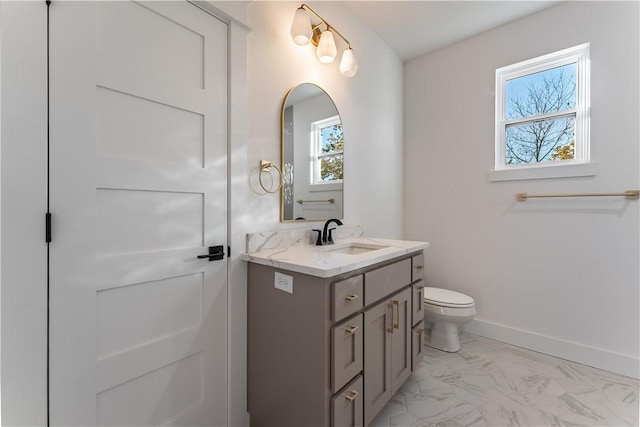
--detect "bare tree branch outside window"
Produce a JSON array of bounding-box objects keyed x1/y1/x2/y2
[{"x1": 505, "y1": 67, "x2": 576, "y2": 164}]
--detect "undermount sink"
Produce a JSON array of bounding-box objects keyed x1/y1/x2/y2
[{"x1": 325, "y1": 242, "x2": 389, "y2": 255}]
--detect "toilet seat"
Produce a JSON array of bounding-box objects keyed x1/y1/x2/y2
[{"x1": 424, "y1": 287, "x2": 474, "y2": 308}]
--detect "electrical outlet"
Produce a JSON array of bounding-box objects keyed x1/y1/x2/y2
[{"x1": 274, "y1": 272, "x2": 293, "y2": 294}]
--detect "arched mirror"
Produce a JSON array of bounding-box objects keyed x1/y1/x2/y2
[{"x1": 281, "y1": 83, "x2": 344, "y2": 222}]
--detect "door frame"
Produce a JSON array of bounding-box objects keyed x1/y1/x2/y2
[
  {"x1": 0, "y1": 2, "x2": 49, "y2": 425},
  {"x1": 0, "y1": 2, "x2": 249, "y2": 425}
]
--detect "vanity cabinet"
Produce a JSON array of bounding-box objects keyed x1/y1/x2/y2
[
  {"x1": 363, "y1": 287, "x2": 411, "y2": 426},
  {"x1": 331, "y1": 375, "x2": 363, "y2": 427},
  {"x1": 410, "y1": 253, "x2": 426, "y2": 370},
  {"x1": 247, "y1": 251, "x2": 424, "y2": 427}
]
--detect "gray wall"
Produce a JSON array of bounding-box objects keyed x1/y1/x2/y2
[{"x1": 403, "y1": 1, "x2": 639, "y2": 377}]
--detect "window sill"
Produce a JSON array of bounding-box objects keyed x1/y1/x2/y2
[
  {"x1": 309, "y1": 182, "x2": 343, "y2": 192},
  {"x1": 489, "y1": 162, "x2": 598, "y2": 182}
]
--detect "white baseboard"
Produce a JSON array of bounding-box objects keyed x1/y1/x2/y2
[{"x1": 463, "y1": 318, "x2": 639, "y2": 379}]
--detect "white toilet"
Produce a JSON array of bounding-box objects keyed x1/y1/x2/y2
[{"x1": 423, "y1": 287, "x2": 476, "y2": 352}]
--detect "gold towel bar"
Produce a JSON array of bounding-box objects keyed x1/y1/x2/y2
[
  {"x1": 296, "y1": 198, "x2": 335, "y2": 205},
  {"x1": 516, "y1": 190, "x2": 639, "y2": 201}
]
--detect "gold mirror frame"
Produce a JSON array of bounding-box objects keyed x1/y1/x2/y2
[{"x1": 280, "y1": 83, "x2": 344, "y2": 222}]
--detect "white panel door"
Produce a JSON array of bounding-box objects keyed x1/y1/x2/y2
[{"x1": 49, "y1": 2, "x2": 228, "y2": 425}]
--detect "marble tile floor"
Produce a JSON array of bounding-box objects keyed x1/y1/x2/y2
[{"x1": 371, "y1": 332, "x2": 639, "y2": 427}]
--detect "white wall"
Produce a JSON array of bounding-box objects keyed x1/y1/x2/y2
[
  {"x1": 227, "y1": 2, "x2": 404, "y2": 425},
  {"x1": 0, "y1": 1, "x2": 403, "y2": 425},
  {"x1": 404, "y1": 1, "x2": 639, "y2": 378},
  {"x1": 245, "y1": 1, "x2": 404, "y2": 237}
]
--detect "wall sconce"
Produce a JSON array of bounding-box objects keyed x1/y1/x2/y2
[{"x1": 290, "y1": 4, "x2": 358, "y2": 77}]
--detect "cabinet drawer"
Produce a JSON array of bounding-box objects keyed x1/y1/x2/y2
[
  {"x1": 412, "y1": 253, "x2": 425, "y2": 282},
  {"x1": 331, "y1": 314, "x2": 363, "y2": 393},
  {"x1": 412, "y1": 323, "x2": 425, "y2": 371},
  {"x1": 331, "y1": 374, "x2": 363, "y2": 427},
  {"x1": 333, "y1": 275, "x2": 364, "y2": 322},
  {"x1": 411, "y1": 281, "x2": 425, "y2": 326},
  {"x1": 364, "y1": 258, "x2": 411, "y2": 306}
]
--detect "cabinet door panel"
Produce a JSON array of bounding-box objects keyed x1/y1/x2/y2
[
  {"x1": 332, "y1": 314, "x2": 363, "y2": 393},
  {"x1": 412, "y1": 323, "x2": 425, "y2": 371},
  {"x1": 390, "y1": 288, "x2": 411, "y2": 395},
  {"x1": 331, "y1": 374, "x2": 363, "y2": 427},
  {"x1": 411, "y1": 281, "x2": 425, "y2": 327},
  {"x1": 363, "y1": 300, "x2": 392, "y2": 426}
]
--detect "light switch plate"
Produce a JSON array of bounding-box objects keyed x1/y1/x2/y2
[{"x1": 274, "y1": 271, "x2": 293, "y2": 294}]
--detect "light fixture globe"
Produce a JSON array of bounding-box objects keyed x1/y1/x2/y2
[
  {"x1": 290, "y1": 7, "x2": 311, "y2": 46},
  {"x1": 339, "y1": 48, "x2": 358, "y2": 77},
  {"x1": 290, "y1": 4, "x2": 357, "y2": 77},
  {"x1": 316, "y1": 30, "x2": 338, "y2": 63}
]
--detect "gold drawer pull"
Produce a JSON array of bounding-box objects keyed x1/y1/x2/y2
[
  {"x1": 345, "y1": 325, "x2": 359, "y2": 334},
  {"x1": 387, "y1": 302, "x2": 394, "y2": 333},
  {"x1": 345, "y1": 390, "x2": 359, "y2": 402},
  {"x1": 415, "y1": 265, "x2": 424, "y2": 270},
  {"x1": 345, "y1": 294, "x2": 359, "y2": 301},
  {"x1": 415, "y1": 328, "x2": 424, "y2": 334},
  {"x1": 415, "y1": 285, "x2": 424, "y2": 290}
]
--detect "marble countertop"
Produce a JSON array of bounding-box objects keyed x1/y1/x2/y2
[{"x1": 242, "y1": 237, "x2": 429, "y2": 278}]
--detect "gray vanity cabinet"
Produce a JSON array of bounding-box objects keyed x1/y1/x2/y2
[
  {"x1": 390, "y1": 287, "x2": 412, "y2": 394},
  {"x1": 247, "y1": 251, "x2": 424, "y2": 427},
  {"x1": 411, "y1": 253, "x2": 426, "y2": 371},
  {"x1": 363, "y1": 287, "x2": 412, "y2": 426},
  {"x1": 362, "y1": 299, "x2": 392, "y2": 423},
  {"x1": 411, "y1": 282, "x2": 425, "y2": 324},
  {"x1": 412, "y1": 252, "x2": 425, "y2": 281},
  {"x1": 412, "y1": 321, "x2": 425, "y2": 370},
  {"x1": 332, "y1": 313, "x2": 364, "y2": 393},
  {"x1": 331, "y1": 375, "x2": 364, "y2": 427}
]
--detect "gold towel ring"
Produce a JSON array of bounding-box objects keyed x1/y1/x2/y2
[{"x1": 258, "y1": 161, "x2": 283, "y2": 194}]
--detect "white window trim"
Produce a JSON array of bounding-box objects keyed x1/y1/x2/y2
[
  {"x1": 310, "y1": 115, "x2": 342, "y2": 185},
  {"x1": 309, "y1": 181, "x2": 343, "y2": 192},
  {"x1": 491, "y1": 43, "x2": 591, "y2": 181}
]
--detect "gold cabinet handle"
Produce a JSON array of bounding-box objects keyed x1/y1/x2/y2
[
  {"x1": 415, "y1": 285, "x2": 424, "y2": 290},
  {"x1": 345, "y1": 294, "x2": 359, "y2": 301},
  {"x1": 415, "y1": 328, "x2": 424, "y2": 334},
  {"x1": 415, "y1": 265, "x2": 424, "y2": 270},
  {"x1": 345, "y1": 325, "x2": 359, "y2": 334},
  {"x1": 387, "y1": 302, "x2": 394, "y2": 333},
  {"x1": 345, "y1": 390, "x2": 359, "y2": 402},
  {"x1": 393, "y1": 300, "x2": 400, "y2": 330}
]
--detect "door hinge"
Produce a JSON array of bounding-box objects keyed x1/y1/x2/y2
[{"x1": 45, "y1": 212, "x2": 52, "y2": 243}]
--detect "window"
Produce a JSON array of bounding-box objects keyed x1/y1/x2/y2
[
  {"x1": 494, "y1": 44, "x2": 590, "y2": 177},
  {"x1": 310, "y1": 115, "x2": 343, "y2": 184}
]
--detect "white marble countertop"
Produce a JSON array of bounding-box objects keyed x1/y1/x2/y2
[{"x1": 242, "y1": 237, "x2": 429, "y2": 278}]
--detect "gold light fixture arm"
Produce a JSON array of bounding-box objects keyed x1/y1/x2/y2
[{"x1": 300, "y1": 4, "x2": 352, "y2": 49}]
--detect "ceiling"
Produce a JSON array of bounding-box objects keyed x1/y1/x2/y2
[{"x1": 343, "y1": 1, "x2": 561, "y2": 61}]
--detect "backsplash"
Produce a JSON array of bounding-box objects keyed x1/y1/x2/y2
[{"x1": 245, "y1": 224, "x2": 364, "y2": 254}]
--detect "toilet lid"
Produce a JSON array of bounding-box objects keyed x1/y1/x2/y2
[{"x1": 424, "y1": 287, "x2": 474, "y2": 308}]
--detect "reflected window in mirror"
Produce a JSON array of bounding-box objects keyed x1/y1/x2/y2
[
  {"x1": 312, "y1": 116, "x2": 343, "y2": 185},
  {"x1": 281, "y1": 83, "x2": 344, "y2": 222}
]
